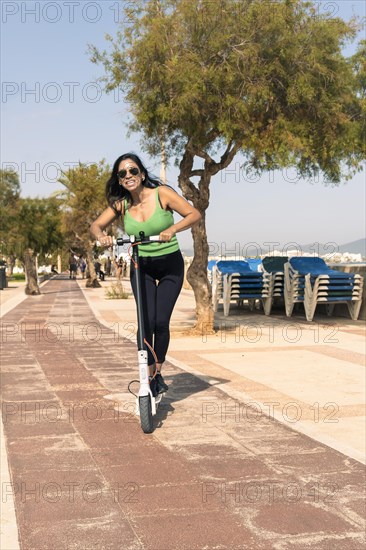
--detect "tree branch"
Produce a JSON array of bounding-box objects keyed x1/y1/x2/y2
[
  {"x1": 178, "y1": 140, "x2": 200, "y2": 202},
  {"x1": 201, "y1": 140, "x2": 242, "y2": 177}
]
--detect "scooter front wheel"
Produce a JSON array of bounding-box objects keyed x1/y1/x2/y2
[{"x1": 139, "y1": 395, "x2": 153, "y2": 433}]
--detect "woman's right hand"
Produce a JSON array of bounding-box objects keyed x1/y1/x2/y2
[{"x1": 98, "y1": 235, "x2": 114, "y2": 247}]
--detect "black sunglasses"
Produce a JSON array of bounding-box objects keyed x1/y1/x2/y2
[{"x1": 117, "y1": 167, "x2": 140, "y2": 179}]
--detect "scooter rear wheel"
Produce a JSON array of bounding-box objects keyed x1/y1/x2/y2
[{"x1": 139, "y1": 395, "x2": 153, "y2": 433}]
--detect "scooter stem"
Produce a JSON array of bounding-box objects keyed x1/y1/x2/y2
[{"x1": 132, "y1": 236, "x2": 145, "y2": 352}]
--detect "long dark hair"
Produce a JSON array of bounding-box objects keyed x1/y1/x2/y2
[{"x1": 106, "y1": 153, "x2": 162, "y2": 211}]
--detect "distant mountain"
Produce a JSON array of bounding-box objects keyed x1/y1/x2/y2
[
  {"x1": 300, "y1": 239, "x2": 366, "y2": 257},
  {"x1": 339, "y1": 238, "x2": 366, "y2": 256}
]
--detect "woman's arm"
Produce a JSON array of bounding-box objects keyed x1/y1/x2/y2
[
  {"x1": 158, "y1": 186, "x2": 201, "y2": 241},
  {"x1": 90, "y1": 206, "x2": 119, "y2": 246}
]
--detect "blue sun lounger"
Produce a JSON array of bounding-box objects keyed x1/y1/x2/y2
[
  {"x1": 261, "y1": 256, "x2": 289, "y2": 315},
  {"x1": 284, "y1": 257, "x2": 363, "y2": 321},
  {"x1": 212, "y1": 260, "x2": 270, "y2": 316}
]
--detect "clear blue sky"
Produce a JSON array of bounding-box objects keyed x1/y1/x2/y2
[{"x1": 1, "y1": 1, "x2": 365, "y2": 251}]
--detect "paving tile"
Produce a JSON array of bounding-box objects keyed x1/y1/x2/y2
[
  {"x1": 0, "y1": 372, "x2": 47, "y2": 385},
  {"x1": 90, "y1": 441, "x2": 170, "y2": 468},
  {"x1": 344, "y1": 498, "x2": 366, "y2": 519},
  {"x1": 74, "y1": 416, "x2": 144, "y2": 448},
  {"x1": 2, "y1": 399, "x2": 65, "y2": 425},
  {"x1": 295, "y1": 469, "x2": 366, "y2": 506},
  {"x1": 187, "y1": 454, "x2": 277, "y2": 481},
  {"x1": 119, "y1": 482, "x2": 221, "y2": 516},
  {"x1": 131, "y1": 509, "x2": 261, "y2": 549},
  {"x1": 272, "y1": 534, "x2": 366, "y2": 550},
  {"x1": 153, "y1": 425, "x2": 238, "y2": 447},
  {"x1": 19, "y1": 516, "x2": 140, "y2": 550},
  {"x1": 265, "y1": 450, "x2": 362, "y2": 475},
  {"x1": 107, "y1": 455, "x2": 196, "y2": 487},
  {"x1": 239, "y1": 434, "x2": 326, "y2": 456},
  {"x1": 225, "y1": 416, "x2": 297, "y2": 440},
  {"x1": 6, "y1": 434, "x2": 96, "y2": 472},
  {"x1": 11, "y1": 469, "x2": 114, "y2": 523},
  {"x1": 252, "y1": 502, "x2": 358, "y2": 535},
  {"x1": 52, "y1": 389, "x2": 108, "y2": 402},
  {"x1": 1, "y1": 388, "x2": 58, "y2": 401},
  {"x1": 169, "y1": 442, "x2": 247, "y2": 459},
  {"x1": 2, "y1": 413, "x2": 75, "y2": 439}
]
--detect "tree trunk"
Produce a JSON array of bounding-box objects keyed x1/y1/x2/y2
[
  {"x1": 6, "y1": 255, "x2": 15, "y2": 277},
  {"x1": 23, "y1": 249, "x2": 40, "y2": 295},
  {"x1": 85, "y1": 245, "x2": 101, "y2": 288},
  {"x1": 178, "y1": 139, "x2": 240, "y2": 333},
  {"x1": 178, "y1": 145, "x2": 215, "y2": 335},
  {"x1": 186, "y1": 215, "x2": 215, "y2": 335}
]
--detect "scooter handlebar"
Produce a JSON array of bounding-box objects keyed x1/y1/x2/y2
[{"x1": 116, "y1": 235, "x2": 161, "y2": 246}]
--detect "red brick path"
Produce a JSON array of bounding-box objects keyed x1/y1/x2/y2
[{"x1": 1, "y1": 277, "x2": 365, "y2": 549}]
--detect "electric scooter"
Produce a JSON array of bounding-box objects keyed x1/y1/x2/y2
[{"x1": 116, "y1": 232, "x2": 164, "y2": 434}]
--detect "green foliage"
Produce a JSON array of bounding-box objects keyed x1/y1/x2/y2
[
  {"x1": 0, "y1": 167, "x2": 63, "y2": 263},
  {"x1": 0, "y1": 169, "x2": 20, "y2": 211},
  {"x1": 90, "y1": 0, "x2": 364, "y2": 182},
  {"x1": 350, "y1": 40, "x2": 366, "y2": 159},
  {"x1": 105, "y1": 281, "x2": 130, "y2": 299},
  {"x1": 0, "y1": 169, "x2": 21, "y2": 257},
  {"x1": 17, "y1": 197, "x2": 64, "y2": 262},
  {"x1": 57, "y1": 161, "x2": 111, "y2": 253},
  {"x1": 9, "y1": 273, "x2": 26, "y2": 281}
]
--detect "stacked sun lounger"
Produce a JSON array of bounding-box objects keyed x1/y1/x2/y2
[
  {"x1": 212, "y1": 261, "x2": 248, "y2": 312},
  {"x1": 243, "y1": 258, "x2": 263, "y2": 272},
  {"x1": 284, "y1": 257, "x2": 364, "y2": 321},
  {"x1": 262, "y1": 256, "x2": 288, "y2": 315},
  {"x1": 207, "y1": 259, "x2": 217, "y2": 285},
  {"x1": 212, "y1": 260, "x2": 270, "y2": 316}
]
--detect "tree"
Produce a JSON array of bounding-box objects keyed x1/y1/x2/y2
[
  {"x1": 0, "y1": 169, "x2": 21, "y2": 275},
  {"x1": 17, "y1": 197, "x2": 63, "y2": 294},
  {"x1": 57, "y1": 161, "x2": 112, "y2": 287},
  {"x1": 90, "y1": 0, "x2": 365, "y2": 332},
  {"x1": 0, "y1": 170, "x2": 64, "y2": 291},
  {"x1": 351, "y1": 40, "x2": 366, "y2": 156}
]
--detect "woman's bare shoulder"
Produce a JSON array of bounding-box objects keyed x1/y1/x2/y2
[{"x1": 157, "y1": 185, "x2": 178, "y2": 209}]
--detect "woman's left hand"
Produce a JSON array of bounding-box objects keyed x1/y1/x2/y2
[{"x1": 159, "y1": 228, "x2": 176, "y2": 242}]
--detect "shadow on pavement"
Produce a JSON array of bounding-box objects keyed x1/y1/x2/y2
[{"x1": 154, "y1": 371, "x2": 230, "y2": 429}]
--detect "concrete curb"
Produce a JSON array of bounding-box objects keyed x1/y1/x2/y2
[{"x1": 0, "y1": 415, "x2": 20, "y2": 550}]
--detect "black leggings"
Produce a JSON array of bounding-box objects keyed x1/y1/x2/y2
[{"x1": 130, "y1": 250, "x2": 184, "y2": 365}]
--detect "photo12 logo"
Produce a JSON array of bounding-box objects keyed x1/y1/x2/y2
[
  {"x1": 202, "y1": 480, "x2": 340, "y2": 505},
  {"x1": 1, "y1": 82, "x2": 124, "y2": 104},
  {"x1": 201, "y1": 400, "x2": 340, "y2": 424},
  {"x1": 0, "y1": 1, "x2": 341, "y2": 25},
  {"x1": 1, "y1": 2, "x2": 135, "y2": 24},
  {"x1": 2, "y1": 480, "x2": 139, "y2": 504},
  {"x1": 207, "y1": 240, "x2": 340, "y2": 259}
]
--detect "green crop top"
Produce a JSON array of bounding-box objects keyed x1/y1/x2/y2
[{"x1": 123, "y1": 187, "x2": 180, "y2": 257}]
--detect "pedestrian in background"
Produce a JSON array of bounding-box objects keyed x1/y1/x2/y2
[{"x1": 69, "y1": 253, "x2": 77, "y2": 280}]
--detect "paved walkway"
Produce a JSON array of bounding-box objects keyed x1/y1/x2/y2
[{"x1": 1, "y1": 275, "x2": 365, "y2": 549}]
